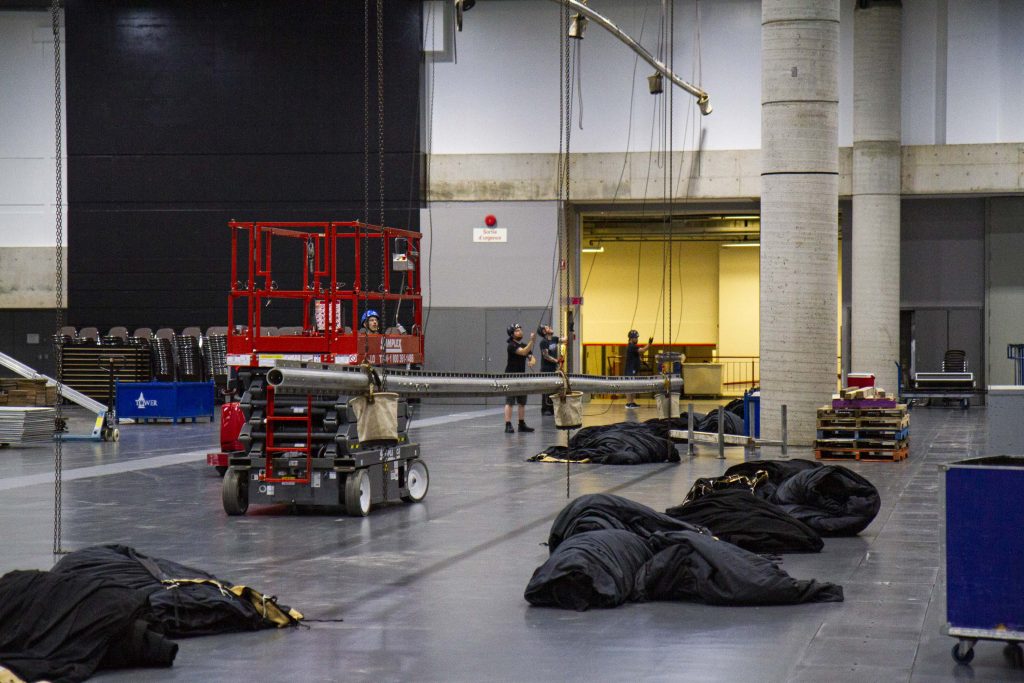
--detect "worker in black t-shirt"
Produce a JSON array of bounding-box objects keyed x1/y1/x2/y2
[
  {"x1": 624, "y1": 329, "x2": 653, "y2": 409},
  {"x1": 504, "y1": 323, "x2": 536, "y2": 433},
  {"x1": 537, "y1": 324, "x2": 559, "y2": 416}
]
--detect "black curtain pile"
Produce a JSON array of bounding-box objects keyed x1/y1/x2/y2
[
  {"x1": 530, "y1": 422, "x2": 680, "y2": 464},
  {"x1": 716, "y1": 459, "x2": 882, "y2": 536},
  {"x1": 525, "y1": 494, "x2": 844, "y2": 611},
  {"x1": 0, "y1": 545, "x2": 302, "y2": 683}
]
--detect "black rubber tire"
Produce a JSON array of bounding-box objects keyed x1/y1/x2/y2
[
  {"x1": 401, "y1": 459, "x2": 429, "y2": 503},
  {"x1": 952, "y1": 642, "x2": 975, "y2": 664},
  {"x1": 222, "y1": 468, "x2": 249, "y2": 516},
  {"x1": 111, "y1": 428, "x2": 120, "y2": 442},
  {"x1": 101, "y1": 427, "x2": 111, "y2": 441},
  {"x1": 344, "y1": 470, "x2": 371, "y2": 517}
]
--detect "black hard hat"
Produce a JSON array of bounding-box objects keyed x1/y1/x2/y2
[
  {"x1": 507, "y1": 323, "x2": 522, "y2": 337},
  {"x1": 628, "y1": 329, "x2": 639, "y2": 338}
]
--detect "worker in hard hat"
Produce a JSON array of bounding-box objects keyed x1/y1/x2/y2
[
  {"x1": 360, "y1": 309, "x2": 381, "y2": 334},
  {"x1": 504, "y1": 323, "x2": 536, "y2": 433}
]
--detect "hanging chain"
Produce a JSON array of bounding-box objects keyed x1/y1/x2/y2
[
  {"x1": 376, "y1": 0, "x2": 389, "y2": 506},
  {"x1": 360, "y1": 0, "x2": 370, "y2": 357},
  {"x1": 560, "y1": 2, "x2": 572, "y2": 500},
  {"x1": 376, "y1": 0, "x2": 387, "y2": 312},
  {"x1": 51, "y1": 0, "x2": 65, "y2": 557},
  {"x1": 666, "y1": 0, "x2": 674, "y2": 347}
]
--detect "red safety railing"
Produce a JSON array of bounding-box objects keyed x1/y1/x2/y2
[{"x1": 226, "y1": 221, "x2": 423, "y2": 366}]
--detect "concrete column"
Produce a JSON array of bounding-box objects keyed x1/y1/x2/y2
[
  {"x1": 760, "y1": 0, "x2": 840, "y2": 445},
  {"x1": 851, "y1": 1, "x2": 902, "y2": 392}
]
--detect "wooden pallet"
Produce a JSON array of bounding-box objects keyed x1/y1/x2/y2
[{"x1": 815, "y1": 446, "x2": 908, "y2": 462}]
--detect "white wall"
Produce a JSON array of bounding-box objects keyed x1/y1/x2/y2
[
  {"x1": 427, "y1": 0, "x2": 1024, "y2": 154},
  {"x1": 0, "y1": 12, "x2": 65, "y2": 249}
]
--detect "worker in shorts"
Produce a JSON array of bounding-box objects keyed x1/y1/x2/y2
[
  {"x1": 504, "y1": 323, "x2": 536, "y2": 433},
  {"x1": 624, "y1": 329, "x2": 653, "y2": 408}
]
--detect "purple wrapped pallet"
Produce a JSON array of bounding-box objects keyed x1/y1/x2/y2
[{"x1": 831, "y1": 398, "x2": 898, "y2": 409}]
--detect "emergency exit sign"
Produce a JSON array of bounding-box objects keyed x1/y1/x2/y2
[{"x1": 473, "y1": 227, "x2": 507, "y2": 243}]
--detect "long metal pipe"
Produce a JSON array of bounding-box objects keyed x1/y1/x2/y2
[
  {"x1": 266, "y1": 366, "x2": 681, "y2": 398},
  {"x1": 549, "y1": 0, "x2": 711, "y2": 114}
]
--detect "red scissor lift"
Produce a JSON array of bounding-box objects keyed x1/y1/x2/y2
[
  {"x1": 218, "y1": 221, "x2": 428, "y2": 517},
  {"x1": 226, "y1": 220, "x2": 424, "y2": 368}
]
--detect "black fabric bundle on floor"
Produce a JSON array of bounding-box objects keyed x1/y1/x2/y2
[
  {"x1": 643, "y1": 412, "x2": 744, "y2": 440},
  {"x1": 0, "y1": 569, "x2": 177, "y2": 683},
  {"x1": 665, "y1": 489, "x2": 824, "y2": 554},
  {"x1": 526, "y1": 494, "x2": 843, "y2": 611},
  {"x1": 769, "y1": 465, "x2": 882, "y2": 536},
  {"x1": 634, "y1": 531, "x2": 843, "y2": 605},
  {"x1": 52, "y1": 545, "x2": 302, "y2": 638},
  {"x1": 524, "y1": 530, "x2": 653, "y2": 610},
  {"x1": 548, "y1": 493, "x2": 708, "y2": 551},
  {"x1": 530, "y1": 422, "x2": 679, "y2": 464},
  {"x1": 716, "y1": 459, "x2": 881, "y2": 536}
]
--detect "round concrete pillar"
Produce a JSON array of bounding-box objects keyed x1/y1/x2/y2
[
  {"x1": 760, "y1": 0, "x2": 840, "y2": 445},
  {"x1": 851, "y1": 1, "x2": 902, "y2": 393}
]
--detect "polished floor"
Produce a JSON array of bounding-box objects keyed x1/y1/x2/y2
[{"x1": 2, "y1": 400, "x2": 1020, "y2": 682}]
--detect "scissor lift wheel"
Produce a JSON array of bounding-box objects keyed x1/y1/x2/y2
[
  {"x1": 402, "y1": 459, "x2": 429, "y2": 503},
  {"x1": 222, "y1": 468, "x2": 249, "y2": 516},
  {"x1": 344, "y1": 469, "x2": 372, "y2": 517}
]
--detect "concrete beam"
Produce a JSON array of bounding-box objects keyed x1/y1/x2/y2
[
  {"x1": 428, "y1": 143, "x2": 1024, "y2": 202},
  {"x1": 0, "y1": 247, "x2": 67, "y2": 308}
]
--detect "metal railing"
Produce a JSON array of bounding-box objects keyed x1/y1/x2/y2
[{"x1": 718, "y1": 356, "x2": 759, "y2": 396}]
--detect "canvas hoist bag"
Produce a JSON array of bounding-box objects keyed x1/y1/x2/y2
[
  {"x1": 348, "y1": 392, "x2": 399, "y2": 442},
  {"x1": 656, "y1": 392, "x2": 681, "y2": 418},
  {"x1": 552, "y1": 391, "x2": 584, "y2": 430}
]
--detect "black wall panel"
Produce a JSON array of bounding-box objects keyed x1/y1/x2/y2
[{"x1": 66, "y1": 1, "x2": 423, "y2": 331}]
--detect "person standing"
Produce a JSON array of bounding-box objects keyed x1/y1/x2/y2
[
  {"x1": 504, "y1": 323, "x2": 536, "y2": 433},
  {"x1": 624, "y1": 329, "x2": 653, "y2": 409},
  {"x1": 537, "y1": 324, "x2": 559, "y2": 416}
]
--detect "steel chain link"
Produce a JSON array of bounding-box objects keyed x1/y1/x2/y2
[
  {"x1": 51, "y1": 0, "x2": 65, "y2": 556},
  {"x1": 376, "y1": 0, "x2": 388, "y2": 507}
]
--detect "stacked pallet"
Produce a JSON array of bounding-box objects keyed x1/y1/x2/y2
[
  {"x1": 0, "y1": 378, "x2": 57, "y2": 407},
  {"x1": 815, "y1": 386, "x2": 909, "y2": 461}
]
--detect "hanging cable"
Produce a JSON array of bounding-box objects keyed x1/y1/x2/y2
[
  {"x1": 50, "y1": 0, "x2": 65, "y2": 557},
  {"x1": 361, "y1": 0, "x2": 371, "y2": 359},
  {"x1": 377, "y1": 0, "x2": 387, "y2": 328}
]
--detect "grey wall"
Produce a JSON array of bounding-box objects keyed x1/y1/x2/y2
[
  {"x1": 986, "y1": 196, "x2": 1024, "y2": 386},
  {"x1": 419, "y1": 200, "x2": 558, "y2": 404},
  {"x1": 420, "y1": 201, "x2": 559, "y2": 309},
  {"x1": 900, "y1": 197, "x2": 985, "y2": 385}
]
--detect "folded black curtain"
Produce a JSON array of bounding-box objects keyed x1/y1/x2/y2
[
  {"x1": 547, "y1": 493, "x2": 708, "y2": 552},
  {"x1": 52, "y1": 545, "x2": 301, "y2": 638},
  {"x1": 0, "y1": 570, "x2": 177, "y2": 683},
  {"x1": 524, "y1": 530, "x2": 654, "y2": 610},
  {"x1": 634, "y1": 531, "x2": 844, "y2": 605},
  {"x1": 769, "y1": 465, "x2": 882, "y2": 536},
  {"x1": 665, "y1": 488, "x2": 824, "y2": 554},
  {"x1": 531, "y1": 422, "x2": 680, "y2": 464}
]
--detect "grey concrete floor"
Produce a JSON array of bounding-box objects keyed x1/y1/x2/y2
[{"x1": 1, "y1": 400, "x2": 1021, "y2": 682}]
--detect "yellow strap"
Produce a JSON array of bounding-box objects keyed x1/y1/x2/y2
[{"x1": 160, "y1": 578, "x2": 303, "y2": 627}]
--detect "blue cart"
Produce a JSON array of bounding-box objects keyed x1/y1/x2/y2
[{"x1": 942, "y1": 455, "x2": 1024, "y2": 664}]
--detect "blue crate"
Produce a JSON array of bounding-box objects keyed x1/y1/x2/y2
[
  {"x1": 944, "y1": 456, "x2": 1024, "y2": 633},
  {"x1": 116, "y1": 381, "x2": 215, "y2": 423},
  {"x1": 742, "y1": 390, "x2": 760, "y2": 438}
]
